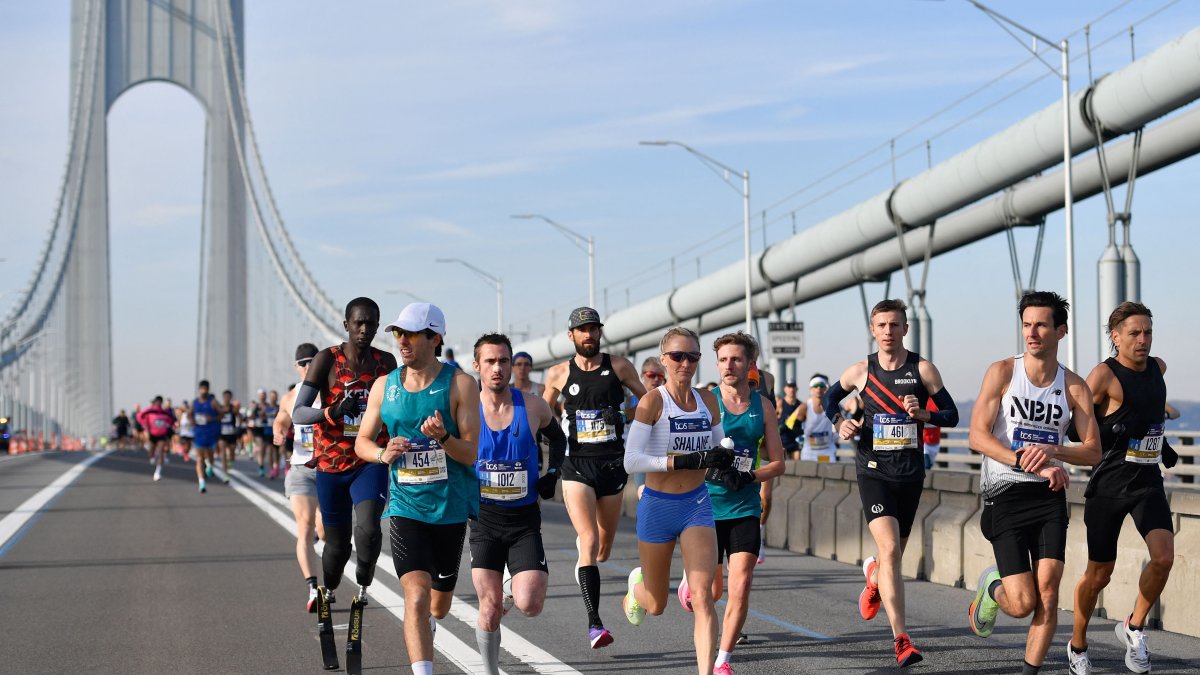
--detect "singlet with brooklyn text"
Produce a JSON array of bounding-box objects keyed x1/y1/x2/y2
[
  {"x1": 477, "y1": 389, "x2": 541, "y2": 508},
  {"x1": 313, "y1": 345, "x2": 391, "y2": 473},
  {"x1": 856, "y1": 351, "x2": 929, "y2": 482},
  {"x1": 1087, "y1": 357, "x2": 1167, "y2": 499},
  {"x1": 641, "y1": 386, "x2": 714, "y2": 460},
  {"x1": 563, "y1": 354, "x2": 626, "y2": 459},
  {"x1": 981, "y1": 355, "x2": 1070, "y2": 499}
]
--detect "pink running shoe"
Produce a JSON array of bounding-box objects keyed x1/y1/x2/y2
[{"x1": 677, "y1": 575, "x2": 693, "y2": 612}]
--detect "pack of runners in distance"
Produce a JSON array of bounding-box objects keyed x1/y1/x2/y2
[{"x1": 117, "y1": 292, "x2": 1178, "y2": 675}]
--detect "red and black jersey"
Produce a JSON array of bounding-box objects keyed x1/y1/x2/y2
[
  {"x1": 856, "y1": 351, "x2": 929, "y2": 482},
  {"x1": 312, "y1": 345, "x2": 392, "y2": 473}
]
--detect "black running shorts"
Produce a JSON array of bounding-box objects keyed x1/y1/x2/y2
[
  {"x1": 858, "y1": 474, "x2": 924, "y2": 538},
  {"x1": 390, "y1": 516, "x2": 467, "y2": 592},
  {"x1": 981, "y1": 482, "x2": 1068, "y2": 577},
  {"x1": 716, "y1": 515, "x2": 761, "y2": 562},
  {"x1": 561, "y1": 455, "x2": 628, "y2": 498},
  {"x1": 1084, "y1": 489, "x2": 1173, "y2": 564},
  {"x1": 219, "y1": 434, "x2": 239, "y2": 446},
  {"x1": 469, "y1": 503, "x2": 548, "y2": 574}
]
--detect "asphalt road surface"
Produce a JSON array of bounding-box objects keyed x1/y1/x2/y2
[{"x1": 2, "y1": 449, "x2": 1197, "y2": 674}]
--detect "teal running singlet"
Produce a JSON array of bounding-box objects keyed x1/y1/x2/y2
[{"x1": 707, "y1": 391, "x2": 765, "y2": 521}]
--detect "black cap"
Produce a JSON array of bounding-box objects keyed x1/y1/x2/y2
[
  {"x1": 568, "y1": 307, "x2": 603, "y2": 330},
  {"x1": 295, "y1": 343, "x2": 319, "y2": 362}
]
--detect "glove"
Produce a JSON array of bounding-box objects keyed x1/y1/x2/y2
[
  {"x1": 1163, "y1": 440, "x2": 1179, "y2": 469},
  {"x1": 332, "y1": 391, "x2": 362, "y2": 421},
  {"x1": 673, "y1": 447, "x2": 734, "y2": 471},
  {"x1": 709, "y1": 467, "x2": 756, "y2": 490},
  {"x1": 536, "y1": 469, "x2": 559, "y2": 500}
]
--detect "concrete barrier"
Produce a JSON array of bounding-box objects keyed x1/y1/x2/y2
[
  {"x1": 765, "y1": 473, "x2": 800, "y2": 550},
  {"x1": 810, "y1": 463, "x2": 849, "y2": 560},
  {"x1": 786, "y1": 471, "x2": 825, "y2": 555},
  {"x1": 1158, "y1": 490, "x2": 1199, "y2": 636},
  {"x1": 1059, "y1": 483, "x2": 1092, "y2": 613},
  {"x1": 835, "y1": 464, "x2": 864, "y2": 566},
  {"x1": 922, "y1": 471, "x2": 972, "y2": 586}
]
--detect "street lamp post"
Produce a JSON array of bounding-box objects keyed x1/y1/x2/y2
[
  {"x1": 640, "y1": 140, "x2": 753, "y2": 335},
  {"x1": 511, "y1": 214, "x2": 595, "y2": 309},
  {"x1": 436, "y1": 258, "x2": 504, "y2": 332},
  {"x1": 385, "y1": 289, "x2": 429, "y2": 304},
  {"x1": 963, "y1": 0, "x2": 1076, "y2": 370}
]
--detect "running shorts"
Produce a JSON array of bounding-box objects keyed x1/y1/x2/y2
[
  {"x1": 314, "y1": 462, "x2": 387, "y2": 527},
  {"x1": 716, "y1": 515, "x2": 761, "y2": 562},
  {"x1": 469, "y1": 503, "x2": 548, "y2": 574},
  {"x1": 284, "y1": 463, "x2": 318, "y2": 499},
  {"x1": 981, "y1": 482, "x2": 1068, "y2": 577},
  {"x1": 858, "y1": 474, "x2": 924, "y2": 538},
  {"x1": 220, "y1": 434, "x2": 239, "y2": 446},
  {"x1": 561, "y1": 454, "x2": 627, "y2": 498},
  {"x1": 390, "y1": 516, "x2": 467, "y2": 592},
  {"x1": 636, "y1": 483, "x2": 715, "y2": 544},
  {"x1": 1084, "y1": 489, "x2": 1173, "y2": 564}
]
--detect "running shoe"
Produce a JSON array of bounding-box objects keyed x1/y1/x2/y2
[
  {"x1": 623, "y1": 567, "x2": 646, "y2": 626},
  {"x1": 574, "y1": 536, "x2": 582, "y2": 585},
  {"x1": 677, "y1": 575, "x2": 693, "y2": 612},
  {"x1": 430, "y1": 616, "x2": 437, "y2": 638},
  {"x1": 257, "y1": 465, "x2": 265, "y2": 477},
  {"x1": 502, "y1": 565, "x2": 514, "y2": 613},
  {"x1": 736, "y1": 633, "x2": 749, "y2": 645},
  {"x1": 307, "y1": 586, "x2": 319, "y2": 613},
  {"x1": 1114, "y1": 615, "x2": 1151, "y2": 673},
  {"x1": 588, "y1": 626, "x2": 613, "y2": 649},
  {"x1": 969, "y1": 565, "x2": 1001, "y2": 638},
  {"x1": 198, "y1": 479, "x2": 207, "y2": 494},
  {"x1": 859, "y1": 556, "x2": 880, "y2": 620},
  {"x1": 205, "y1": 463, "x2": 214, "y2": 478},
  {"x1": 713, "y1": 663, "x2": 734, "y2": 675},
  {"x1": 1067, "y1": 642, "x2": 1091, "y2": 675},
  {"x1": 268, "y1": 465, "x2": 279, "y2": 480},
  {"x1": 894, "y1": 633, "x2": 923, "y2": 668},
  {"x1": 153, "y1": 466, "x2": 162, "y2": 482}
]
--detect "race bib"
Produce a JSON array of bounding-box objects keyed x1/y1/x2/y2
[
  {"x1": 477, "y1": 458, "x2": 528, "y2": 502},
  {"x1": 1011, "y1": 427, "x2": 1062, "y2": 471},
  {"x1": 194, "y1": 414, "x2": 210, "y2": 426},
  {"x1": 575, "y1": 409, "x2": 616, "y2": 444},
  {"x1": 667, "y1": 416, "x2": 712, "y2": 456},
  {"x1": 808, "y1": 431, "x2": 831, "y2": 450},
  {"x1": 152, "y1": 418, "x2": 170, "y2": 431},
  {"x1": 730, "y1": 442, "x2": 755, "y2": 473},
  {"x1": 872, "y1": 413, "x2": 917, "y2": 451},
  {"x1": 393, "y1": 437, "x2": 448, "y2": 484},
  {"x1": 220, "y1": 416, "x2": 235, "y2": 435},
  {"x1": 1126, "y1": 424, "x2": 1164, "y2": 465},
  {"x1": 297, "y1": 426, "x2": 314, "y2": 452},
  {"x1": 341, "y1": 389, "x2": 368, "y2": 439}
]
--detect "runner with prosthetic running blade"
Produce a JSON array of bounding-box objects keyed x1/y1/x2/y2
[
  {"x1": 1069, "y1": 302, "x2": 1176, "y2": 675},
  {"x1": 622, "y1": 326, "x2": 733, "y2": 675},
  {"x1": 469, "y1": 333, "x2": 566, "y2": 675},
  {"x1": 824, "y1": 299, "x2": 959, "y2": 667},
  {"x1": 191, "y1": 380, "x2": 220, "y2": 493},
  {"x1": 291, "y1": 297, "x2": 397, "y2": 671},
  {"x1": 967, "y1": 291, "x2": 1101, "y2": 675},
  {"x1": 542, "y1": 307, "x2": 647, "y2": 649},
  {"x1": 355, "y1": 302, "x2": 480, "y2": 675}
]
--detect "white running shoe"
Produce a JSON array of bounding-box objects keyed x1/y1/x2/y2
[
  {"x1": 502, "y1": 565, "x2": 514, "y2": 613},
  {"x1": 574, "y1": 536, "x2": 582, "y2": 585},
  {"x1": 1067, "y1": 642, "x2": 1091, "y2": 675},
  {"x1": 1114, "y1": 616, "x2": 1151, "y2": 674},
  {"x1": 153, "y1": 466, "x2": 162, "y2": 481}
]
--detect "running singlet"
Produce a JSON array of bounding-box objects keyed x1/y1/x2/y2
[
  {"x1": 476, "y1": 389, "x2": 540, "y2": 508},
  {"x1": 291, "y1": 380, "x2": 321, "y2": 466},
  {"x1": 640, "y1": 386, "x2": 714, "y2": 460},
  {"x1": 856, "y1": 351, "x2": 929, "y2": 482},
  {"x1": 219, "y1": 408, "x2": 237, "y2": 436},
  {"x1": 801, "y1": 398, "x2": 836, "y2": 462},
  {"x1": 707, "y1": 392, "x2": 764, "y2": 521},
  {"x1": 778, "y1": 398, "x2": 801, "y2": 452},
  {"x1": 192, "y1": 395, "x2": 220, "y2": 446},
  {"x1": 138, "y1": 406, "x2": 175, "y2": 439},
  {"x1": 981, "y1": 355, "x2": 1071, "y2": 499},
  {"x1": 563, "y1": 354, "x2": 626, "y2": 459},
  {"x1": 1086, "y1": 357, "x2": 1167, "y2": 499},
  {"x1": 381, "y1": 363, "x2": 478, "y2": 525},
  {"x1": 313, "y1": 345, "x2": 392, "y2": 473}
]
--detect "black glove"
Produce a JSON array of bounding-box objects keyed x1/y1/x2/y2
[
  {"x1": 536, "y1": 469, "x2": 559, "y2": 500},
  {"x1": 709, "y1": 468, "x2": 756, "y2": 490},
  {"x1": 332, "y1": 391, "x2": 362, "y2": 422},
  {"x1": 1162, "y1": 440, "x2": 1179, "y2": 469},
  {"x1": 673, "y1": 447, "x2": 734, "y2": 471}
]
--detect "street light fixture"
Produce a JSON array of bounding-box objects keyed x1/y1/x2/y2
[
  {"x1": 640, "y1": 140, "x2": 753, "y2": 335},
  {"x1": 511, "y1": 214, "x2": 595, "y2": 309},
  {"x1": 385, "y1": 288, "x2": 428, "y2": 304},
  {"x1": 435, "y1": 258, "x2": 504, "y2": 332},
  {"x1": 958, "y1": 0, "x2": 1077, "y2": 369}
]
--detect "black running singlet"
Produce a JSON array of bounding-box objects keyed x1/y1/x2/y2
[
  {"x1": 563, "y1": 354, "x2": 626, "y2": 459},
  {"x1": 856, "y1": 351, "x2": 929, "y2": 482},
  {"x1": 1087, "y1": 357, "x2": 1167, "y2": 499}
]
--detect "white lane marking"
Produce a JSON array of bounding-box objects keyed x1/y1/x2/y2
[{"x1": 0, "y1": 450, "x2": 111, "y2": 553}]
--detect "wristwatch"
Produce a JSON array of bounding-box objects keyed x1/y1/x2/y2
[{"x1": 1012, "y1": 449, "x2": 1026, "y2": 472}]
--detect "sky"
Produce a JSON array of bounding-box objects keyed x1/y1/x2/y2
[{"x1": 1, "y1": 0, "x2": 1199, "y2": 412}]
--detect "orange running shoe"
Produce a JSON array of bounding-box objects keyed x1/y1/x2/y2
[
  {"x1": 894, "y1": 633, "x2": 923, "y2": 668},
  {"x1": 859, "y1": 556, "x2": 880, "y2": 620}
]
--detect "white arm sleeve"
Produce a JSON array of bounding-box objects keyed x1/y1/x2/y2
[
  {"x1": 709, "y1": 422, "x2": 725, "y2": 448},
  {"x1": 623, "y1": 420, "x2": 669, "y2": 474}
]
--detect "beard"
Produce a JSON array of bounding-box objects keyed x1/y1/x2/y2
[{"x1": 575, "y1": 341, "x2": 600, "y2": 358}]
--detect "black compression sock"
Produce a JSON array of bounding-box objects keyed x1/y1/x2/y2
[
  {"x1": 577, "y1": 565, "x2": 603, "y2": 628},
  {"x1": 1129, "y1": 617, "x2": 1144, "y2": 631},
  {"x1": 1021, "y1": 660, "x2": 1041, "y2": 675},
  {"x1": 1070, "y1": 643, "x2": 1086, "y2": 654},
  {"x1": 306, "y1": 576, "x2": 318, "y2": 589},
  {"x1": 988, "y1": 578, "x2": 1003, "y2": 601}
]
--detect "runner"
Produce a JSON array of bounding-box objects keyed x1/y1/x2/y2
[
  {"x1": 776, "y1": 381, "x2": 802, "y2": 460},
  {"x1": 1069, "y1": 301, "x2": 1176, "y2": 675},
  {"x1": 621, "y1": 326, "x2": 732, "y2": 675},
  {"x1": 217, "y1": 390, "x2": 239, "y2": 483},
  {"x1": 795, "y1": 374, "x2": 838, "y2": 463},
  {"x1": 272, "y1": 343, "x2": 326, "y2": 613},
  {"x1": 191, "y1": 380, "x2": 220, "y2": 493},
  {"x1": 264, "y1": 390, "x2": 281, "y2": 479},
  {"x1": 111, "y1": 409, "x2": 131, "y2": 449},
  {"x1": 354, "y1": 302, "x2": 480, "y2": 675},
  {"x1": 824, "y1": 298, "x2": 959, "y2": 667},
  {"x1": 468, "y1": 333, "x2": 566, "y2": 675},
  {"x1": 966, "y1": 291, "x2": 1101, "y2": 675},
  {"x1": 627, "y1": 357, "x2": 666, "y2": 496},
  {"x1": 542, "y1": 307, "x2": 647, "y2": 648},
  {"x1": 247, "y1": 390, "x2": 269, "y2": 476},
  {"x1": 136, "y1": 396, "x2": 176, "y2": 482},
  {"x1": 510, "y1": 351, "x2": 545, "y2": 398},
  {"x1": 176, "y1": 402, "x2": 194, "y2": 461},
  {"x1": 691, "y1": 331, "x2": 786, "y2": 675},
  {"x1": 290, "y1": 297, "x2": 396, "y2": 620}
]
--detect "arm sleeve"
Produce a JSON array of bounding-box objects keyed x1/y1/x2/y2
[
  {"x1": 709, "y1": 422, "x2": 725, "y2": 447},
  {"x1": 622, "y1": 420, "x2": 669, "y2": 474},
  {"x1": 927, "y1": 388, "x2": 959, "y2": 427},
  {"x1": 539, "y1": 419, "x2": 567, "y2": 472},
  {"x1": 290, "y1": 382, "x2": 327, "y2": 426},
  {"x1": 823, "y1": 381, "x2": 850, "y2": 423}
]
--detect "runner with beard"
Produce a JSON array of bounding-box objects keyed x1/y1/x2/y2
[{"x1": 542, "y1": 307, "x2": 647, "y2": 649}]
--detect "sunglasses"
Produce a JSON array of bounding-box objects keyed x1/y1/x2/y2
[
  {"x1": 295, "y1": 358, "x2": 313, "y2": 367},
  {"x1": 642, "y1": 371, "x2": 665, "y2": 379},
  {"x1": 662, "y1": 351, "x2": 702, "y2": 364},
  {"x1": 391, "y1": 328, "x2": 435, "y2": 340}
]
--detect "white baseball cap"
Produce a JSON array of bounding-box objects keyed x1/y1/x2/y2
[{"x1": 385, "y1": 302, "x2": 446, "y2": 336}]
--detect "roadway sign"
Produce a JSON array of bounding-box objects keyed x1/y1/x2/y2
[{"x1": 768, "y1": 321, "x2": 804, "y2": 358}]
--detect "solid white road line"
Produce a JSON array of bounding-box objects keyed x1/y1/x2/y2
[{"x1": 0, "y1": 450, "x2": 111, "y2": 554}]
